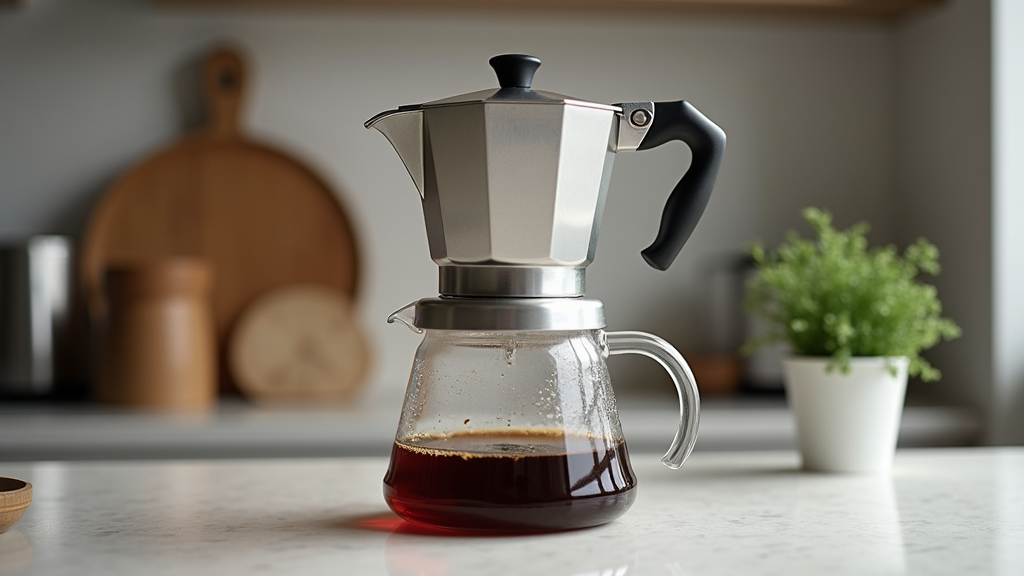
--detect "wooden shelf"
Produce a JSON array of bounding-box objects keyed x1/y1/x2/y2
[{"x1": 158, "y1": 0, "x2": 944, "y2": 18}]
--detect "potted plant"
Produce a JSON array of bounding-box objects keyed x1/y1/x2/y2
[{"x1": 745, "y1": 208, "x2": 961, "y2": 473}]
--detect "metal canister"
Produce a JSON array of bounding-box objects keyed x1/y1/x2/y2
[{"x1": 0, "y1": 236, "x2": 75, "y2": 397}]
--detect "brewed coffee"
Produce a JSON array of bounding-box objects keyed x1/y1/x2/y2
[{"x1": 383, "y1": 428, "x2": 636, "y2": 532}]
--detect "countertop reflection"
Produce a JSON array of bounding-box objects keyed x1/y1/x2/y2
[{"x1": 0, "y1": 448, "x2": 1021, "y2": 575}]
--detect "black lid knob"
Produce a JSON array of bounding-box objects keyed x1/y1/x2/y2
[{"x1": 489, "y1": 54, "x2": 541, "y2": 89}]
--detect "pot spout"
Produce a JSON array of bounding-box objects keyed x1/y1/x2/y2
[{"x1": 365, "y1": 108, "x2": 425, "y2": 198}]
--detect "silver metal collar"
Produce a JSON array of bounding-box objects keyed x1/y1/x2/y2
[
  {"x1": 389, "y1": 297, "x2": 606, "y2": 331},
  {"x1": 439, "y1": 266, "x2": 585, "y2": 297}
]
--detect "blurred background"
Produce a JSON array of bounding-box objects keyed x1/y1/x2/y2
[{"x1": 1, "y1": 0, "x2": 1021, "y2": 459}]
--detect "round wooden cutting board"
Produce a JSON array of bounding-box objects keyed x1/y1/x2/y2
[
  {"x1": 81, "y1": 47, "x2": 361, "y2": 394},
  {"x1": 229, "y1": 285, "x2": 371, "y2": 404}
]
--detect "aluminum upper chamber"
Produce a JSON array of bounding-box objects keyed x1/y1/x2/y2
[{"x1": 366, "y1": 54, "x2": 725, "y2": 297}]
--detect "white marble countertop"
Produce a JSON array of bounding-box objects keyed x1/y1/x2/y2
[{"x1": 1, "y1": 448, "x2": 1021, "y2": 575}]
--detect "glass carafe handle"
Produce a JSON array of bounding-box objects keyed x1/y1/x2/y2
[{"x1": 606, "y1": 331, "x2": 700, "y2": 469}]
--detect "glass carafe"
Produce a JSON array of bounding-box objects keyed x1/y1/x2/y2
[{"x1": 383, "y1": 327, "x2": 699, "y2": 533}]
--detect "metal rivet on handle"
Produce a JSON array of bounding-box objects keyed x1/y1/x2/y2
[{"x1": 630, "y1": 109, "x2": 651, "y2": 127}]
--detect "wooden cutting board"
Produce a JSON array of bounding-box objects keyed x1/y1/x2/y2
[
  {"x1": 81, "y1": 47, "x2": 361, "y2": 395},
  {"x1": 229, "y1": 285, "x2": 371, "y2": 404}
]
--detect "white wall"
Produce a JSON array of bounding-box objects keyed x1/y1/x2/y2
[
  {"x1": 894, "y1": 0, "x2": 992, "y2": 414},
  {"x1": 894, "y1": 0, "x2": 1024, "y2": 444},
  {"x1": 0, "y1": 0, "x2": 899, "y2": 404},
  {"x1": 992, "y1": 0, "x2": 1024, "y2": 444}
]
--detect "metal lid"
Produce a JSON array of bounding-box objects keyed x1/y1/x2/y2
[
  {"x1": 389, "y1": 297, "x2": 606, "y2": 331},
  {"x1": 408, "y1": 54, "x2": 619, "y2": 112}
]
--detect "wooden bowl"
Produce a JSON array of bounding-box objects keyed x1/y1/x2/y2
[{"x1": 0, "y1": 478, "x2": 32, "y2": 533}]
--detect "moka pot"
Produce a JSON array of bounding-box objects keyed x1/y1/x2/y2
[{"x1": 366, "y1": 54, "x2": 726, "y2": 532}]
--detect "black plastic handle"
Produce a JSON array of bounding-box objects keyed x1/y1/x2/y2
[
  {"x1": 636, "y1": 101, "x2": 726, "y2": 271},
  {"x1": 489, "y1": 54, "x2": 541, "y2": 89}
]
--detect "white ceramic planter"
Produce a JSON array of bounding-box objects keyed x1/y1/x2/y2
[{"x1": 783, "y1": 356, "x2": 909, "y2": 473}]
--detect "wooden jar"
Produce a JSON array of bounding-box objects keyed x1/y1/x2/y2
[{"x1": 96, "y1": 259, "x2": 215, "y2": 410}]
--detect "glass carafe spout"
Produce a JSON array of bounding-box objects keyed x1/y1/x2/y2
[{"x1": 387, "y1": 302, "x2": 422, "y2": 334}]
